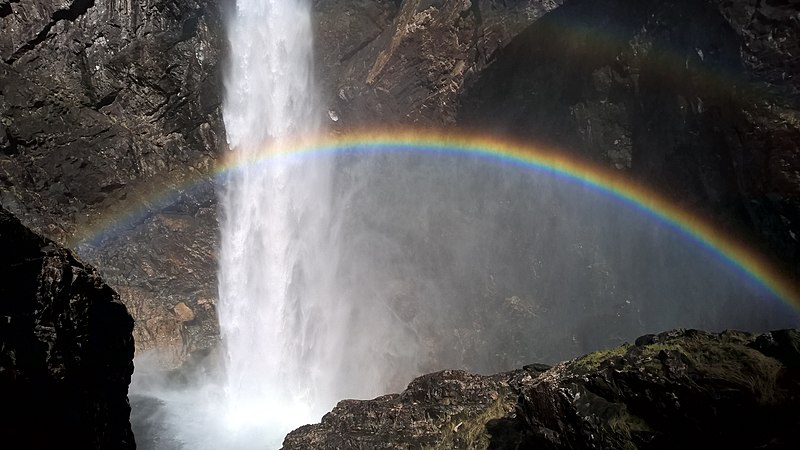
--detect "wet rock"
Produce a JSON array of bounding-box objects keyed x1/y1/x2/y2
[
  {"x1": 284, "y1": 369, "x2": 522, "y2": 449},
  {"x1": 0, "y1": 0, "x2": 567, "y2": 368},
  {"x1": 283, "y1": 329, "x2": 800, "y2": 449},
  {"x1": 314, "y1": 0, "x2": 563, "y2": 128},
  {"x1": 2, "y1": 0, "x2": 800, "y2": 371},
  {"x1": 0, "y1": 206, "x2": 135, "y2": 448}
]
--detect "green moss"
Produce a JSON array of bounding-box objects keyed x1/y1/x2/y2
[
  {"x1": 574, "y1": 343, "x2": 631, "y2": 371},
  {"x1": 607, "y1": 405, "x2": 651, "y2": 450},
  {"x1": 640, "y1": 342, "x2": 685, "y2": 358},
  {"x1": 640, "y1": 336, "x2": 783, "y2": 404},
  {"x1": 608, "y1": 405, "x2": 651, "y2": 436},
  {"x1": 422, "y1": 392, "x2": 512, "y2": 450},
  {"x1": 687, "y1": 343, "x2": 783, "y2": 403}
]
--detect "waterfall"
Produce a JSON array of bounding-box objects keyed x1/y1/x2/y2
[{"x1": 217, "y1": 0, "x2": 332, "y2": 443}]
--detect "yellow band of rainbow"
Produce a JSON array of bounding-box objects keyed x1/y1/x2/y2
[{"x1": 73, "y1": 129, "x2": 800, "y2": 310}]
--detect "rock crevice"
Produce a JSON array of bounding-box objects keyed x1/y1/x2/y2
[{"x1": 3, "y1": 0, "x2": 96, "y2": 65}]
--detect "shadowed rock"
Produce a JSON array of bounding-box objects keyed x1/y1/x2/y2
[{"x1": 0, "y1": 206, "x2": 135, "y2": 449}]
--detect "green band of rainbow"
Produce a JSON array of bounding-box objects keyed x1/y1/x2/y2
[{"x1": 73, "y1": 129, "x2": 800, "y2": 310}]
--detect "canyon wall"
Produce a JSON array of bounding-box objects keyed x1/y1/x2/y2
[{"x1": 1, "y1": 0, "x2": 225, "y2": 366}]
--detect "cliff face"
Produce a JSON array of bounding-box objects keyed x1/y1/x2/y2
[
  {"x1": 283, "y1": 329, "x2": 800, "y2": 449},
  {"x1": 0, "y1": 206, "x2": 135, "y2": 448},
  {"x1": 321, "y1": 0, "x2": 800, "y2": 275},
  {"x1": 315, "y1": 0, "x2": 564, "y2": 128},
  {"x1": 0, "y1": 0, "x2": 225, "y2": 366}
]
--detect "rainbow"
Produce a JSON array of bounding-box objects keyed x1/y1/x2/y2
[{"x1": 71, "y1": 129, "x2": 800, "y2": 310}]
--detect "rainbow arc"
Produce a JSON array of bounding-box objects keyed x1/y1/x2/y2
[{"x1": 72, "y1": 129, "x2": 800, "y2": 310}]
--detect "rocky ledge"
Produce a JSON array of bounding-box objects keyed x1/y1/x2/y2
[
  {"x1": 284, "y1": 328, "x2": 800, "y2": 449},
  {"x1": 0, "y1": 206, "x2": 135, "y2": 449}
]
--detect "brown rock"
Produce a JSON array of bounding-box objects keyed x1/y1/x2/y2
[{"x1": 174, "y1": 302, "x2": 196, "y2": 322}]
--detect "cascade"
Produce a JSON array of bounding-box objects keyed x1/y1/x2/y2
[{"x1": 218, "y1": 0, "x2": 332, "y2": 442}]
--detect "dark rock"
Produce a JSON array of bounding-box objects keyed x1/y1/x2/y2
[
  {"x1": 2, "y1": 0, "x2": 799, "y2": 371},
  {"x1": 0, "y1": 0, "x2": 571, "y2": 368},
  {"x1": 77, "y1": 182, "x2": 220, "y2": 367},
  {"x1": 634, "y1": 333, "x2": 657, "y2": 346},
  {"x1": 751, "y1": 328, "x2": 800, "y2": 369},
  {"x1": 0, "y1": 206, "x2": 135, "y2": 449},
  {"x1": 283, "y1": 329, "x2": 800, "y2": 449},
  {"x1": 523, "y1": 362, "x2": 552, "y2": 373},
  {"x1": 283, "y1": 369, "x2": 523, "y2": 449}
]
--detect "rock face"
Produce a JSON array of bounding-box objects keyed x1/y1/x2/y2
[
  {"x1": 315, "y1": 0, "x2": 564, "y2": 128},
  {"x1": 283, "y1": 329, "x2": 800, "y2": 449},
  {"x1": 0, "y1": 0, "x2": 225, "y2": 366},
  {"x1": 0, "y1": 206, "x2": 135, "y2": 448}
]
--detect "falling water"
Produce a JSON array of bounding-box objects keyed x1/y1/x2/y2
[{"x1": 217, "y1": 0, "x2": 331, "y2": 443}]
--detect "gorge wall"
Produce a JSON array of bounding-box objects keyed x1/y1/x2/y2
[{"x1": 1, "y1": 0, "x2": 798, "y2": 368}]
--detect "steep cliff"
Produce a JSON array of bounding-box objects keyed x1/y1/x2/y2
[
  {"x1": 0, "y1": 206, "x2": 135, "y2": 448},
  {"x1": 283, "y1": 329, "x2": 800, "y2": 449},
  {"x1": 315, "y1": 0, "x2": 564, "y2": 127},
  {"x1": 0, "y1": 0, "x2": 225, "y2": 366}
]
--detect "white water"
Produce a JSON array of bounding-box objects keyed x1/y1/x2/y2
[{"x1": 217, "y1": 0, "x2": 333, "y2": 443}]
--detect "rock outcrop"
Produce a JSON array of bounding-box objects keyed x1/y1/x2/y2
[
  {"x1": 283, "y1": 328, "x2": 800, "y2": 449},
  {"x1": 316, "y1": 0, "x2": 564, "y2": 128},
  {"x1": 0, "y1": 206, "x2": 135, "y2": 448}
]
